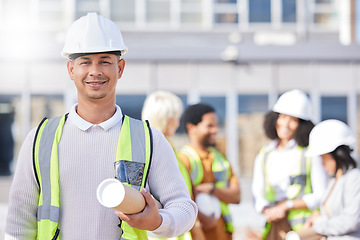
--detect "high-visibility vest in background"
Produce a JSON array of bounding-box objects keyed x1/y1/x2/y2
[
  {"x1": 259, "y1": 146, "x2": 313, "y2": 238},
  {"x1": 147, "y1": 144, "x2": 193, "y2": 240},
  {"x1": 179, "y1": 145, "x2": 234, "y2": 233},
  {"x1": 33, "y1": 114, "x2": 152, "y2": 240}
]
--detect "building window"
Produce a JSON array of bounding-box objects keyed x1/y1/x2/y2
[
  {"x1": 249, "y1": 0, "x2": 271, "y2": 23},
  {"x1": 76, "y1": 0, "x2": 100, "y2": 19},
  {"x1": 214, "y1": 0, "x2": 238, "y2": 25},
  {"x1": 238, "y1": 95, "x2": 268, "y2": 113},
  {"x1": 215, "y1": 13, "x2": 238, "y2": 24},
  {"x1": 282, "y1": 0, "x2": 296, "y2": 23},
  {"x1": 180, "y1": 0, "x2": 202, "y2": 26},
  {"x1": 146, "y1": 0, "x2": 171, "y2": 23},
  {"x1": 321, "y1": 96, "x2": 347, "y2": 123},
  {"x1": 311, "y1": 0, "x2": 338, "y2": 29},
  {"x1": 111, "y1": 0, "x2": 135, "y2": 22},
  {"x1": 116, "y1": 95, "x2": 146, "y2": 120}
]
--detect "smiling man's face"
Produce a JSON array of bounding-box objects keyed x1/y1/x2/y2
[{"x1": 67, "y1": 53, "x2": 125, "y2": 102}]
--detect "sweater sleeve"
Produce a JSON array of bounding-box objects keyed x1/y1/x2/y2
[
  {"x1": 313, "y1": 169, "x2": 360, "y2": 236},
  {"x1": 147, "y1": 128, "x2": 198, "y2": 238},
  {"x1": 5, "y1": 129, "x2": 39, "y2": 240}
]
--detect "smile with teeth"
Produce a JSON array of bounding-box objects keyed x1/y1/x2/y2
[{"x1": 86, "y1": 81, "x2": 107, "y2": 87}]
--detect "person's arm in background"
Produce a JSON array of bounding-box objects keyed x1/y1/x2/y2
[
  {"x1": 118, "y1": 129, "x2": 198, "y2": 238},
  {"x1": 251, "y1": 153, "x2": 270, "y2": 213},
  {"x1": 302, "y1": 155, "x2": 328, "y2": 210},
  {"x1": 5, "y1": 129, "x2": 39, "y2": 240},
  {"x1": 195, "y1": 170, "x2": 240, "y2": 204}
]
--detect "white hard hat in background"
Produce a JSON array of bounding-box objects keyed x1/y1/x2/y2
[
  {"x1": 62, "y1": 12, "x2": 127, "y2": 58},
  {"x1": 272, "y1": 89, "x2": 312, "y2": 121},
  {"x1": 307, "y1": 119, "x2": 355, "y2": 157},
  {"x1": 195, "y1": 193, "x2": 221, "y2": 220}
]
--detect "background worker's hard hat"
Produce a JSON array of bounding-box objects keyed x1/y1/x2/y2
[
  {"x1": 307, "y1": 119, "x2": 355, "y2": 157},
  {"x1": 272, "y1": 89, "x2": 312, "y2": 121},
  {"x1": 195, "y1": 193, "x2": 221, "y2": 219},
  {"x1": 62, "y1": 12, "x2": 127, "y2": 58}
]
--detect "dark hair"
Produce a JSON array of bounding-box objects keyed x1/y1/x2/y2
[
  {"x1": 182, "y1": 103, "x2": 215, "y2": 133},
  {"x1": 69, "y1": 51, "x2": 121, "y2": 60},
  {"x1": 263, "y1": 111, "x2": 315, "y2": 147},
  {"x1": 331, "y1": 145, "x2": 357, "y2": 175}
]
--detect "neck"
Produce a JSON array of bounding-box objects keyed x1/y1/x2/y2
[
  {"x1": 76, "y1": 99, "x2": 116, "y2": 124},
  {"x1": 189, "y1": 141, "x2": 208, "y2": 152},
  {"x1": 335, "y1": 169, "x2": 343, "y2": 179},
  {"x1": 277, "y1": 139, "x2": 290, "y2": 150}
]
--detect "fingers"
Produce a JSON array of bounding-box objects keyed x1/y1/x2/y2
[
  {"x1": 141, "y1": 188, "x2": 163, "y2": 209},
  {"x1": 115, "y1": 188, "x2": 162, "y2": 231},
  {"x1": 141, "y1": 188, "x2": 155, "y2": 206},
  {"x1": 115, "y1": 210, "x2": 130, "y2": 222},
  {"x1": 264, "y1": 206, "x2": 286, "y2": 222}
]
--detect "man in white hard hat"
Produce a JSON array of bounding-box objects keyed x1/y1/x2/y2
[
  {"x1": 5, "y1": 13, "x2": 197, "y2": 240},
  {"x1": 178, "y1": 103, "x2": 241, "y2": 240}
]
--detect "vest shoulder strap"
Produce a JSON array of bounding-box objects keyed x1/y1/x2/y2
[
  {"x1": 116, "y1": 115, "x2": 153, "y2": 189},
  {"x1": 33, "y1": 114, "x2": 69, "y2": 187}
]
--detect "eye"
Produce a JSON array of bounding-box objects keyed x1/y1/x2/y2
[
  {"x1": 101, "y1": 61, "x2": 111, "y2": 65},
  {"x1": 79, "y1": 61, "x2": 90, "y2": 65}
]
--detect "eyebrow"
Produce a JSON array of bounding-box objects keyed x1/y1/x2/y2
[{"x1": 79, "y1": 55, "x2": 112, "y2": 60}]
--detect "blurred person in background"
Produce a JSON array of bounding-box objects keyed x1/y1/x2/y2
[
  {"x1": 286, "y1": 119, "x2": 360, "y2": 240},
  {"x1": 251, "y1": 90, "x2": 328, "y2": 240},
  {"x1": 5, "y1": 13, "x2": 197, "y2": 240},
  {"x1": 142, "y1": 90, "x2": 197, "y2": 240},
  {"x1": 178, "y1": 103, "x2": 241, "y2": 240}
]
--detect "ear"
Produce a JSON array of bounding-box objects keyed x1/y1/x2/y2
[
  {"x1": 186, "y1": 122, "x2": 196, "y2": 134},
  {"x1": 67, "y1": 60, "x2": 74, "y2": 80},
  {"x1": 117, "y1": 59, "x2": 126, "y2": 79}
]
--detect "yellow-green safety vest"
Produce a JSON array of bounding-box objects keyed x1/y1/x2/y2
[
  {"x1": 179, "y1": 145, "x2": 234, "y2": 233},
  {"x1": 33, "y1": 114, "x2": 152, "y2": 240},
  {"x1": 260, "y1": 146, "x2": 313, "y2": 238}
]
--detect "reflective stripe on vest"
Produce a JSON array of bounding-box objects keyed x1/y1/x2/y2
[
  {"x1": 117, "y1": 116, "x2": 152, "y2": 240},
  {"x1": 179, "y1": 145, "x2": 234, "y2": 233},
  {"x1": 260, "y1": 146, "x2": 313, "y2": 231},
  {"x1": 172, "y1": 145, "x2": 193, "y2": 198},
  {"x1": 33, "y1": 114, "x2": 152, "y2": 240},
  {"x1": 34, "y1": 115, "x2": 66, "y2": 240}
]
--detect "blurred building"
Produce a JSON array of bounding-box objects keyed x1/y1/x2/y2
[{"x1": 0, "y1": 0, "x2": 360, "y2": 176}]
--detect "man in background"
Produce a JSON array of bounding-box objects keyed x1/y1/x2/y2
[{"x1": 178, "y1": 103, "x2": 241, "y2": 240}]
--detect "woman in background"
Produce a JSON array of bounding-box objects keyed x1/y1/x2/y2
[
  {"x1": 142, "y1": 90, "x2": 202, "y2": 240},
  {"x1": 251, "y1": 89, "x2": 328, "y2": 240},
  {"x1": 290, "y1": 119, "x2": 360, "y2": 239}
]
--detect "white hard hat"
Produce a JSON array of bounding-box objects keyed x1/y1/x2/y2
[
  {"x1": 307, "y1": 119, "x2": 355, "y2": 157},
  {"x1": 195, "y1": 193, "x2": 221, "y2": 219},
  {"x1": 62, "y1": 12, "x2": 127, "y2": 59},
  {"x1": 272, "y1": 89, "x2": 312, "y2": 121}
]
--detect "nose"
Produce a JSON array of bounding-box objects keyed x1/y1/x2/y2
[
  {"x1": 280, "y1": 116, "x2": 292, "y2": 127},
  {"x1": 89, "y1": 63, "x2": 102, "y2": 77},
  {"x1": 211, "y1": 125, "x2": 218, "y2": 134}
]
